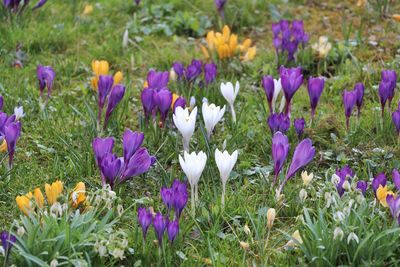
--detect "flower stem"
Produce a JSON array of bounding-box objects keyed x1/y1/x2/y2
[
  {"x1": 221, "y1": 182, "x2": 226, "y2": 208},
  {"x1": 191, "y1": 185, "x2": 195, "y2": 216},
  {"x1": 230, "y1": 104, "x2": 236, "y2": 123}
]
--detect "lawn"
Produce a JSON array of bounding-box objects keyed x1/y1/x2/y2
[{"x1": 1, "y1": 0, "x2": 400, "y2": 266}]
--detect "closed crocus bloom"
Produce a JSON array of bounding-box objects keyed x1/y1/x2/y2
[
  {"x1": 307, "y1": 77, "x2": 324, "y2": 119},
  {"x1": 172, "y1": 180, "x2": 188, "y2": 218},
  {"x1": 262, "y1": 75, "x2": 275, "y2": 112},
  {"x1": 272, "y1": 132, "x2": 289, "y2": 185},
  {"x1": 202, "y1": 102, "x2": 225, "y2": 139},
  {"x1": 5, "y1": 121, "x2": 21, "y2": 168},
  {"x1": 173, "y1": 106, "x2": 197, "y2": 152},
  {"x1": 45, "y1": 180, "x2": 63, "y2": 205},
  {"x1": 0, "y1": 231, "x2": 16, "y2": 255},
  {"x1": 172, "y1": 62, "x2": 184, "y2": 80},
  {"x1": 37, "y1": 65, "x2": 55, "y2": 99},
  {"x1": 204, "y1": 62, "x2": 217, "y2": 84},
  {"x1": 301, "y1": 171, "x2": 313, "y2": 186},
  {"x1": 354, "y1": 83, "x2": 364, "y2": 119},
  {"x1": 185, "y1": 59, "x2": 203, "y2": 81},
  {"x1": 356, "y1": 181, "x2": 368, "y2": 196},
  {"x1": 141, "y1": 88, "x2": 156, "y2": 122},
  {"x1": 267, "y1": 208, "x2": 276, "y2": 230},
  {"x1": 379, "y1": 80, "x2": 391, "y2": 117},
  {"x1": 342, "y1": 89, "x2": 357, "y2": 129},
  {"x1": 104, "y1": 84, "x2": 125, "y2": 129},
  {"x1": 100, "y1": 154, "x2": 123, "y2": 189},
  {"x1": 16, "y1": 193, "x2": 32, "y2": 215},
  {"x1": 97, "y1": 75, "x2": 114, "y2": 110},
  {"x1": 221, "y1": 81, "x2": 239, "y2": 123},
  {"x1": 280, "y1": 66, "x2": 303, "y2": 115},
  {"x1": 167, "y1": 220, "x2": 179, "y2": 243},
  {"x1": 33, "y1": 188, "x2": 44, "y2": 208},
  {"x1": 215, "y1": 148, "x2": 238, "y2": 206},
  {"x1": 386, "y1": 195, "x2": 400, "y2": 222},
  {"x1": 153, "y1": 212, "x2": 168, "y2": 245},
  {"x1": 138, "y1": 207, "x2": 153, "y2": 240},
  {"x1": 372, "y1": 172, "x2": 387, "y2": 193},
  {"x1": 294, "y1": 118, "x2": 305, "y2": 139},
  {"x1": 161, "y1": 187, "x2": 174, "y2": 210},
  {"x1": 335, "y1": 166, "x2": 354, "y2": 197},
  {"x1": 179, "y1": 151, "x2": 207, "y2": 215},
  {"x1": 0, "y1": 96, "x2": 3, "y2": 110},
  {"x1": 146, "y1": 70, "x2": 169, "y2": 90},
  {"x1": 71, "y1": 182, "x2": 86, "y2": 208},
  {"x1": 154, "y1": 89, "x2": 173, "y2": 126},
  {"x1": 92, "y1": 137, "x2": 114, "y2": 168},
  {"x1": 113, "y1": 71, "x2": 123, "y2": 85},
  {"x1": 214, "y1": 0, "x2": 226, "y2": 17},
  {"x1": 92, "y1": 60, "x2": 109, "y2": 77},
  {"x1": 393, "y1": 169, "x2": 400, "y2": 191},
  {"x1": 392, "y1": 110, "x2": 400, "y2": 135},
  {"x1": 279, "y1": 138, "x2": 315, "y2": 193},
  {"x1": 382, "y1": 69, "x2": 397, "y2": 108}
]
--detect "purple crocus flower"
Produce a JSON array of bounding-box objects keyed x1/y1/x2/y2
[
  {"x1": 386, "y1": 195, "x2": 400, "y2": 224},
  {"x1": 161, "y1": 187, "x2": 174, "y2": 210},
  {"x1": 172, "y1": 179, "x2": 188, "y2": 218},
  {"x1": 379, "y1": 80, "x2": 391, "y2": 118},
  {"x1": 185, "y1": 60, "x2": 202, "y2": 81},
  {"x1": 214, "y1": 0, "x2": 226, "y2": 18},
  {"x1": 135, "y1": 0, "x2": 140, "y2": 5},
  {"x1": 123, "y1": 129, "x2": 144, "y2": 164},
  {"x1": 272, "y1": 131, "x2": 289, "y2": 185},
  {"x1": 167, "y1": 220, "x2": 179, "y2": 243},
  {"x1": 154, "y1": 89, "x2": 172, "y2": 126},
  {"x1": 137, "y1": 207, "x2": 153, "y2": 240},
  {"x1": 392, "y1": 110, "x2": 400, "y2": 135},
  {"x1": 294, "y1": 118, "x2": 305, "y2": 139},
  {"x1": 172, "y1": 62, "x2": 184, "y2": 80},
  {"x1": 32, "y1": 0, "x2": 47, "y2": 9},
  {"x1": 354, "y1": 83, "x2": 364, "y2": 119},
  {"x1": 173, "y1": 96, "x2": 186, "y2": 113},
  {"x1": 92, "y1": 137, "x2": 115, "y2": 167},
  {"x1": 382, "y1": 69, "x2": 397, "y2": 109},
  {"x1": 336, "y1": 166, "x2": 354, "y2": 197},
  {"x1": 141, "y1": 88, "x2": 156, "y2": 122},
  {"x1": 356, "y1": 180, "x2": 368, "y2": 196},
  {"x1": 307, "y1": 77, "x2": 324, "y2": 119},
  {"x1": 153, "y1": 212, "x2": 168, "y2": 245},
  {"x1": 342, "y1": 89, "x2": 357, "y2": 129},
  {"x1": 146, "y1": 70, "x2": 169, "y2": 90},
  {"x1": 267, "y1": 113, "x2": 290, "y2": 134},
  {"x1": 279, "y1": 138, "x2": 315, "y2": 192},
  {"x1": 5, "y1": 121, "x2": 21, "y2": 168},
  {"x1": 280, "y1": 66, "x2": 303, "y2": 115},
  {"x1": 204, "y1": 62, "x2": 217, "y2": 85},
  {"x1": 262, "y1": 75, "x2": 275, "y2": 113},
  {"x1": 0, "y1": 231, "x2": 16, "y2": 255},
  {"x1": 36, "y1": 65, "x2": 55, "y2": 99},
  {"x1": 97, "y1": 75, "x2": 114, "y2": 124},
  {"x1": 372, "y1": 172, "x2": 387, "y2": 193},
  {"x1": 121, "y1": 147, "x2": 155, "y2": 181},
  {"x1": 393, "y1": 169, "x2": 400, "y2": 191},
  {"x1": 104, "y1": 85, "x2": 125, "y2": 129},
  {"x1": 100, "y1": 154, "x2": 122, "y2": 189}
]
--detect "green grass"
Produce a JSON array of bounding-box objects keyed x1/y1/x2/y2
[{"x1": 1, "y1": 0, "x2": 400, "y2": 265}]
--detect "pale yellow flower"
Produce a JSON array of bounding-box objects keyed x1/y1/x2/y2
[
  {"x1": 267, "y1": 208, "x2": 276, "y2": 230},
  {"x1": 301, "y1": 171, "x2": 314, "y2": 186},
  {"x1": 83, "y1": 4, "x2": 93, "y2": 15}
]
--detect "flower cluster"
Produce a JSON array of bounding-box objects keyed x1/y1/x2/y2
[
  {"x1": 90, "y1": 60, "x2": 123, "y2": 91},
  {"x1": 342, "y1": 83, "x2": 364, "y2": 129},
  {"x1": 201, "y1": 25, "x2": 256, "y2": 61},
  {"x1": 379, "y1": 69, "x2": 397, "y2": 116},
  {"x1": 267, "y1": 113, "x2": 290, "y2": 134},
  {"x1": 171, "y1": 60, "x2": 217, "y2": 86},
  {"x1": 92, "y1": 129, "x2": 156, "y2": 189},
  {"x1": 272, "y1": 20, "x2": 309, "y2": 62}
]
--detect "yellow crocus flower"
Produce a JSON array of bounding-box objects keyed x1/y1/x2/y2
[
  {"x1": 45, "y1": 180, "x2": 63, "y2": 205},
  {"x1": 376, "y1": 185, "x2": 395, "y2": 207},
  {"x1": 16, "y1": 192, "x2": 33, "y2": 215},
  {"x1": 242, "y1": 46, "x2": 257, "y2": 62},
  {"x1": 92, "y1": 60, "x2": 109, "y2": 77},
  {"x1": 206, "y1": 31, "x2": 215, "y2": 50},
  {"x1": 33, "y1": 188, "x2": 44, "y2": 208},
  {"x1": 71, "y1": 182, "x2": 86, "y2": 208},
  {"x1": 222, "y1": 25, "x2": 230, "y2": 43},
  {"x1": 229, "y1": 34, "x2": 238, "y2": 53},
  {"x1": 0, "y1": 139, "x2": 7, "y2": 152},
  {"x1": 83, "y1": 4, "x2": 93, "y2": 15},
  {"x1": 113, "y1": 71, "x2": 123, "y2": 85}
]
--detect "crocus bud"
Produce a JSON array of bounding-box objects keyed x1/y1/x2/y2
[
  {"x1": 138, "y1": 207, "x2": 153, "y2": 240},
  {"x1": 167, "y1": 220, "x2": 179, "y2": 243},
  {"x1": 392, "y1": 110, "x2": 400, "y2": 135},
  {"x1": 153, "y1": 212, "x2": 168, "y2": 245},
  {"x1": 104, "y1": 85, "x2": 125, "y2": 128},
  {"x1": 299, "y1": 189, "x2": 307, "y2": 202},
  {"x1": 204, "y1": 62, "x2": 217, "y2": 85},
  {"x1": 342, "y1": 89, "x2": 357, "y2": 129},
  {"x1": 202, "y1": 102, "x2": 225, "y2": 139},
  {"x1": 294, "y1": 118, "x2": 305, "y2": 139},
  {"x1": 262, "y1": 75, "x2": 275, "y2": 113},
  {"x1": 267, "y1": 208, "x2": 276, "y2": 230},
  {"x1": 307, "y1": 77, "x2": 324, "y2": 119}
]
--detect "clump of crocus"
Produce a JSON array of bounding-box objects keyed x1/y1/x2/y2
[
  {"x1": 278, "y1": 138, "x2": 315, "y2": 194},
  {"x1": 170, "y1": 60, "x2": 217, "y2": 86},
  {"x1": 90, "y1": 60, "x2": 123, "y2": 91},
  {"x1": 386, "y1": 195, "x2": 400, "y2": 224},
  {"x1": 307, "y1": 77, "x2": 324, "y2": 123},
  {"x1": 221, "y1": 81, "x2": 239, "y2": 123},
  {"x1": 201, "y1": 25, "x2": 256, "y2": 62},
  {"x1": 311, "y1": 36, "x2": 332, "y2": 58},
  {"x1": 215, "y1": 148, "x2": 238, "y2": 206},
  {"x1": 272, "y1": 20, "x2": 309, "y2": 62},
  {"x1": 294, "y1": 118, "x2": 305, "y2": 139},
  {"x1": 262, "y1": 75, "x2": 284, "y2": 113},
  {"x1": 333, "y1": 166, "x2": 355, "y2": 197},
  {"x1": 173, "y1": 106, "x2": 198, "y2": 152},
  {"x1": 382, "y1": 69, "x2": 397, "y2": 110},
  {"x1": 92, "y1": 129, "x2": 156, "y2": 189},
  {"x1": 202, "y1": 102, "x2": 225, "y2": 140},
  {"x1": 3, "y1": 0, "x2": 48, "y2": 13},
  {"x1": 280, "y1": 66, "x2": 303, "y2": 115},
  {"x1": 271, "y1": 132, "x2": 289, "y2": 185},
  {"x1": 267, "y1": 113, "x2": 290, "y2": 134},
  {"x1": 36, "y1": 65, "x2": 55, "y2": 102},
  {"x1": 214, "y1": 0, "x2": 227, "y2": 18},
  {"x1": 342, "y1": 89, "x2": 357, "y2": 130},
  {"x1": 96, "y1": 75, "x2": 126, "y2": 130},
  {"x1": 179, "y1": 151, "x2": 207, "y2": 215},
  {"x1": 161, "y1": 179, "x2": 188, "y2": 219}
]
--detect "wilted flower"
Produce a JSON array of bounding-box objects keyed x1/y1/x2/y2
[
  {"x1": 83, "y1": 4, "x2": 93, "y2": 15},
  {"x1": 173, "y1": 106, "x2": 198, "y2": 152},
  {"x1": 285, "y1": 230, "x2": 303, "y2": 248},
  {"x1": 215, "y1": 149, "x2": 238, "y2": 206},
  {"x1": 267, "y1": 208, "x2": 276, "y2": 230}
]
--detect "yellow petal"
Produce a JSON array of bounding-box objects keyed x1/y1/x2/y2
[
  {"x1": 0, "y1": 139, "x2": 7, "y2": 152},
  {"x1": 393, "y1": 14, "x2": 400, "y2": 22},
  {"x1": 99, "y1": 61, "x2": 109, "y2": 76},
  {"x1": 206, "y1": 31, "x2": 215, "y2": 50},
  {"x1": 33, "y1": 188, "x2": 44, "y2": 208},
  {"x1": 113, "y1": 71, "x2": 123, "y2": 85},
  {"x1": 91, "y1": 77, "x2": 98, "y2": 91},
  {"x1": 171, "y1": 94, "x2": 180, "y2": 109},
  {"x1": 92, "y1": 60, "x2": 100, "y2": 74},
  {"x1": 45, "y1": 180, "x2": 63, "y2": 205},
  {"x1": 242, "y1": 46, "x2": 256, "y2": 61},
  {"x1": 83, "y1": 4, "x2": 93, "y2": 15},
  {"x1": 241, "y1": 39, "x2": 252, "y2": 51},
  {"x1": 200, "y1": 44, "x2": 210, "y2": 59},
  {"x1": 16, "y1": 195, "x2": 32, "y2": 215},
  {"x1": 222, "y1": 25, "x2": 231, "y2": 42},
  {"x1": 71, "y1": 182, "x2": 86, "y2": 208},
  {"x1": 229, "y1": 34, "x2": 238, "y2": 53}
]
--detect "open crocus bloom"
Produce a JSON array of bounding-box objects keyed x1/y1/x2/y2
[{"x1": 173, "y1": 106, "x2": 197, "y2": 152}]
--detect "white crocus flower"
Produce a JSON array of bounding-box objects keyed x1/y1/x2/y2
[
  {"x1": 312, "y1": 36, "x2": 332, "y2": 58},
  {"x1": 220, "y1": 81, "x2": 240, "y2": 123},
  {"x1": 14, "y1": 106, "x2": 25, "y2": 120},
  {"x1": 173, "y1": 106, "x2": 197, "y2": 152},
  {"x1": 215, "y1": 149, "x2": 238, "y2": 206},
  {"x1": 179, "y1": 151, "x2": 207, "y2": 215},
  {"x1": 202, "y1": 102, "x2": 225, "y2": 140},
  {"x1": 189, "y1": 96, "x2": 196, "y2": 110}
]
